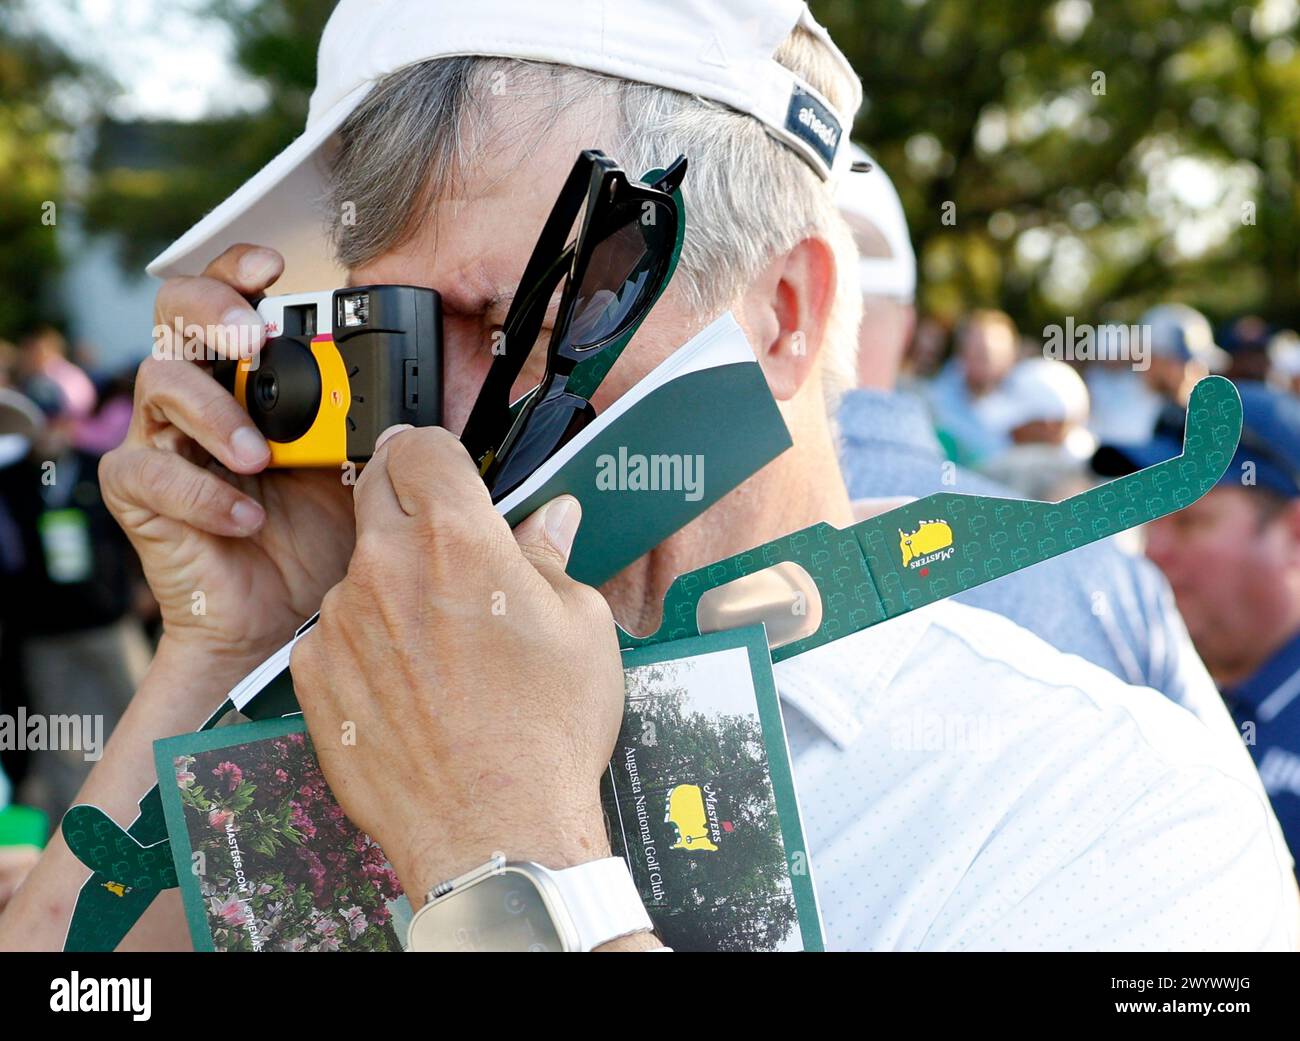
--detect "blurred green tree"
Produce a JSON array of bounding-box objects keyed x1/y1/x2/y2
[
  {"x1": 0, "y1": 6, "x2": 81, "y2": 338},
  {"x1": 814, "y1": 0, "x2": 1300, "y2": 335},
  {"x1": 82, "y1": 0, "x2": 1300, "y2": 338},
  {"x1": 83, "y1": 0, "x2": 330, "y2": 270}
]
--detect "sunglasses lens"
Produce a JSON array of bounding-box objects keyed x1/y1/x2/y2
[
  {"x1": 489, "y1": 391, "x2": 596, "y2": 501},
  {"x1": 569, "y1": 199, "x2": 674, "y2": 349}
]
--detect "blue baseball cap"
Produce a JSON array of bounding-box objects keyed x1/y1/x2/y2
[{"x1": 1093, "y1": 381, "x2": 1300, "y2": 498}]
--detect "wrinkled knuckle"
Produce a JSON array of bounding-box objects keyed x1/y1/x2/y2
[
  {"x1": 194, "y1": 386, "x2": 240, "y2": 438},
  {"x1": 133, "y1": 356, "x2": 165, "y2": 399},
  {"x1": 177, "y1": 470, "x2": 222, "y2": 516},
  {"x1": 137, "y1": 452, "x2": 176, "y2": 499},
  {"x1": 516, "y1": 538, "x2": 563, "y2": 579},
  {"x1": 572, "y1": 583, "x2": 614, "y2": 630},
  {"x1": 350, "y1": 530, "x2": 395, "y2": 582},
  {"x1": 289, "y1": 629, "x2": 321, "y2": 684}
]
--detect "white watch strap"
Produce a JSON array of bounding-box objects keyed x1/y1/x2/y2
[{"x1": 547, "y1": 856, "x2": 653, "y2": 951}]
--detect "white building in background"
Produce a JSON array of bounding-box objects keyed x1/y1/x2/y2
[{"x1": 57, "y1": 210, "x2": 158, "y2": 374}]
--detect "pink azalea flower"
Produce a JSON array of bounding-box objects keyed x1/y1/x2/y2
[
  {"x1": 209, "y1": 894, "x2": 250, "y2": 928},
  {"x1": 341, "y1": 905, "x2": 367, "y2": 940},
  {"x1": 212, "y1": 761, "x2": 243, "y2": 793},
  {"x1": 208, "y1": 808, "x2": 234, "y2": 831}
]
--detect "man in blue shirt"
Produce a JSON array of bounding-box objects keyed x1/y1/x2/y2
[
  {"x1": 1097, "y1": 383, "x2": 1300, "y2": 871},
  {"x1": 835, "y1": 153, "x2": 1225, "y2": 722}
]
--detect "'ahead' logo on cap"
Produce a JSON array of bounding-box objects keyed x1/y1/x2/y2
[{"x1": 785, "y1": 87, "x2": 842, "y2": 170}]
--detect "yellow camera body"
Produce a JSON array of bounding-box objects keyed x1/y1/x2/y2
[
  {"x1": 232, "y1": 335, "x2": 351, "y2": 468},
  {"x1": 218, "y1": 285, "x2": 442, "y2": 468}
]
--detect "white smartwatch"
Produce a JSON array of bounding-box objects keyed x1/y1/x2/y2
[{"x1": 406, "y1": 854, "x2": 655, "y2": 952}]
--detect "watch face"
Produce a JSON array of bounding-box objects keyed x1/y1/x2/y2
[{"x1": 409, "y1": 869, "x2": 566, "y2": 952}]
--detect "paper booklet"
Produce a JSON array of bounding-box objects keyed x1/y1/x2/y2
[
  {"x1": 153, "y1": 624, "x2": 820, "y2": 952},
  {"x1": 499, "y1": 309, "x2": 791, "y2": 587}
]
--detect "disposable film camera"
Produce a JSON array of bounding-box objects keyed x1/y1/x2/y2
[{"x1": 215, "y1": 284, "x2": 442, "y2": 467}]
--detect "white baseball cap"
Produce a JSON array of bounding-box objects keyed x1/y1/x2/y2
[
  {"x1": 836, "y1": 143, "x2": 916, "y2": 301},
  {"x1": 147, "y1": 0, "x2": 862, "y2": 293},
  {"x1": 1139, "y1": 303, "x2": 1229, "y2": 370},
  {"x1": 979, "y1": 357, "x2": 1091, "y2": 433}
]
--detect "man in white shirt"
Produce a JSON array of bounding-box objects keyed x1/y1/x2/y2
[
  {"x1": 2, "y1": 0, "x2": 1294, "y2": 951},
  {"x1": 778, "y1": 603, "x2": 1294, "y2": 950}
]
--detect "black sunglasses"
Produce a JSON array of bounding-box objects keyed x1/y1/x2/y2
[{"x1": 459, "y1": 149, "x2": 688, "y2": 501}]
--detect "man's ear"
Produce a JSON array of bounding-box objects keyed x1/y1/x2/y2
[{"x1": 741, "y1": 235, "x2": 837, "y2": 402}]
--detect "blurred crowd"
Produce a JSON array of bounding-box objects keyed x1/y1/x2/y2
[
  {"x1": 0, "y1": 329, "x2": 156, "y2": 842},
  {"x1": 905, "y1": 301, "x2": 1300, "y2": 503},
  {"x1": 836, "y1": 151, "x2": 1300, "y2": 879}
]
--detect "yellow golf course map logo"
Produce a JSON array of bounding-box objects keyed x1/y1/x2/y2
[
  {"x1": 665, "y1": 783, "x2": 723, "y2": 852},
  {"x1": 899, "y1": 519, "x2": 955, "y2": 571}
]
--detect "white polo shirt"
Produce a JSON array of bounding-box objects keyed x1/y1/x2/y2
[{"x1": 774, "y1": 600, "x2": 1298, "y2": 951}]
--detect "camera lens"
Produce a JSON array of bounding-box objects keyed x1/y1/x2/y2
[
  {"x1": 253, "y1": 370, "x2": 279, "y2": 411},
  {"x1": 245, "y1": 338, "x2": 322, "y2": 443}
]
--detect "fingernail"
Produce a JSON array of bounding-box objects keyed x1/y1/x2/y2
[
  {"x1": 375, "y1": 424, "x2": 413, "y2": 452},
  {"x1": 230, "y1": 498, "x2": 264, "y2": 533},
  {"x1": 230, "y1": 426, "x2": 269, "y2": 469},
  {"x1": 238, "y1": 249, "x2": 280, "y2": 285},
  {"x1": 221, "y1": 307, "x2": 265, "y2": 350},
  {"x1": 544, "y1": 496, "x2": 581, "y2": 558}
]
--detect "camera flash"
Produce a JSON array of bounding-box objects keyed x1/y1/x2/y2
[{"x1": 338, "y1": 291, "x2": 370, "y2": 328}]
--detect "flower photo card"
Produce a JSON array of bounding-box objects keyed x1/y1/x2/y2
[{"x1": 154, "y1": 716, "x2": 412, "y2": 952}]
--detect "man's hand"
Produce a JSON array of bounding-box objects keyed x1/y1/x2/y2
[
  {"x1": 289, "y1": 426, "x2": 626, "y2": 902},
  {"x1": 100, "y1": 243, "x2": 355, "y2": 675}
]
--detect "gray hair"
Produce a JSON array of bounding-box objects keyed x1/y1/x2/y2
[{"x1": 326, "y1": 26, "x2": 862, "y2": 407}]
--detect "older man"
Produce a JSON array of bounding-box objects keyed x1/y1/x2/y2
[
  {"x1": 1098, "y1": 383, "x2": 1300, "y2": 874},
  {"x1": 1, "y1": 0, "x2": 1293, "y2": 951}
]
